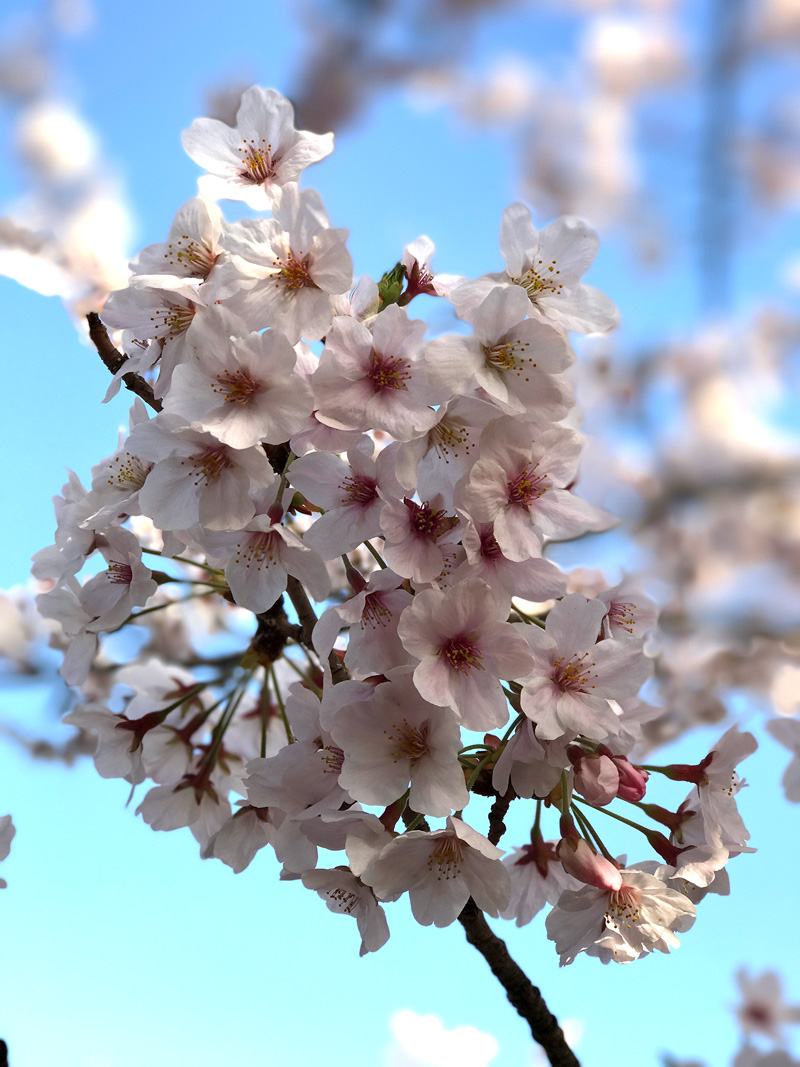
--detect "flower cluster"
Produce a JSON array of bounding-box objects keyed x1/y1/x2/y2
[{"x1": 34, "y1": 86, "x2": 756, "y2": 963}]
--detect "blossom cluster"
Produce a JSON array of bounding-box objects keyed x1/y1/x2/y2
[{"x1": 34, "y1": 87, "x2": 756, "y2": 962}]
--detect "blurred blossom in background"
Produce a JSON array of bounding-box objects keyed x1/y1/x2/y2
[{"x1": 0, "y1": 0, "x2": 798, "y2": 1065}]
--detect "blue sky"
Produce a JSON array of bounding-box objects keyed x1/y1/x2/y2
[{"x1": 1, "y1": 1, "x2": 799, "y2": 1065}]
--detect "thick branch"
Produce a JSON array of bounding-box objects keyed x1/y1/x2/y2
[
  {"x1": 487, "y1": 788, "x2": 514, "y2": 846},
  {"x1": 457, "y1": 900, "x2": 579, "y2": 1067},
  {"x1": 86, "y1": 312, "x2": 162, "y2": 412},
  {"x1": 285, "y1": 576, "x2": 349, "y2": 685}
]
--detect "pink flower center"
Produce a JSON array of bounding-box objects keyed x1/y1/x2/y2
[
  {"x1": 273, "y1": 250, "x2": 318, "y2": 291},
  {"x1": 213, "y1": 368, "x2": 261, "y2": 405},
  {"x1": 234, "y1": 530, "x2": 280, "y2": 570},
  {"x1": 320, "y1": 744, "x2": 345, "y2": 774},
  {"x1": 483, "y1": 337, "x2": 537, "y2": 379},
  {"x1": 339, "y1": 474, "x2": 378, "y2": 507},
  {"x1": 404, "y1": 499, "x2": 458, "y2": 541},
  {"x1": 163, "y1": 236, "x2": 218, "y2": 278},
  {"x1": 552, "y1": 651, "x2": 597, "y2": 692},
  {"x1": 107, "y1": 560, "x2": 133, "y2": 585},
  {"x1": 607, "y1": 600, "x2": 636, "y2": 634},
  {"x1": 185, "y1": 446, "x2": 233, "y2": 485},
  {"x1": 368, "y1": 350, "x2": 410, "y2": 392},
  {"x1": 507, "y1": 463, "x2": 548, "y2": 506},
  {"x1": 361, "y1": 592, "x2": 392, "y2": 630},
  {"x1": 514, "y1": 258, "x2": 563, "y2": 300},
  {"x1": 151, "y1": 300, "x2": 196, "y2": 342},
  {"x1": 605, "y1": 884, "x2": 642, "y2": 928},
  {"x1": 427, "y1": 834, "x2": 464, "y2": 881},
  {"x1": 442, "y1": 637, "x2": 484, "y2": 675},
  {"x1": 386, "y1": 718, "x2": 430, "y2": 764},
  {"x1": 237, "y1": 138, "x2": 278, "y2": 184},
  {"x1": 479, "y1": 526, "x2": 503, "y2": 560}
]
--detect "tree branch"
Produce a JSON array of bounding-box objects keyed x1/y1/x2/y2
[
  {"x1": 86, "y1": 312, "x2": 162, "y2": 412},
  {"x1": 285, "y1": 576, "x2": 349, "y2": 685},
  {"x1": 487, "y1": 788, "x2": 514, "y2": 846},
  {"x1": 457, "y1": 900, "x2": 579, "y2": 1067}
]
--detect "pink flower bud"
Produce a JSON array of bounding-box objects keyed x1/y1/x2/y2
[
  {"x1": 556, "y1": 836, "x2": 623, "y2": 891},
  {"x1": 613, "y1": 757, "x2": 649, "y2": 801},
  {"x1": 573, "y1": 753, "x2": 618, "y2": 805}
]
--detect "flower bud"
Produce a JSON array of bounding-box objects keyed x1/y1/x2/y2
[
  {"x1": 613, "y1": 757, "x2": 649, "y2": 801},
  {"x1": 572, "y1": 750, "x2": 618, "y2": 805},
  {"x1": 556, "y1": 836, "x2": 623, "y2": 891}
]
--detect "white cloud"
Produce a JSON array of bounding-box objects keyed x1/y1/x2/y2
[{"x1": 384, "y1": 1009, "x2": 499, "y2": 1067}]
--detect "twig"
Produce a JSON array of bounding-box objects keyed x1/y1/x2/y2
[
  {"x1": 457, "y1": 901, "x2": 580, "y2": 1067},
  {"x1": 285, "y1": 576, "x2": 349, "y2": 685},
  {"x1": 86, "y1": 312, "x2": 162, "y2": 412}
]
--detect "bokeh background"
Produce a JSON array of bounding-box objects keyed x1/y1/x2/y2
[{"x1": 0, "y1": 1, "x2": 799, "y2": 1065}]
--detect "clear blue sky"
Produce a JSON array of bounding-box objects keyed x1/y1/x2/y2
[{"x1": 0, "y1": 2, "x2": 798, "y2": 1065}]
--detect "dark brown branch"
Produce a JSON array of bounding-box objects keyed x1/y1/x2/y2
[
  {"x1": 285, "y1": 576, "x2": 349, "y2": 685},
  {"x1": 487, "y1": 788, "x2": 514, "y2": 846},
  {"x1": 457, "y1": 900, "x2": 579, "y2": 1067},
  {"x1": 86, "y1": 312, "x2": 162, "y2": 412}
]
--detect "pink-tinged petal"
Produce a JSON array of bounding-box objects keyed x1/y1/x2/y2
[
  {"x1": 539, "y1": 217, "x2": 599, "y2": 281},
  {"x1": 539, "y1": 284, "x2": 619, "y2": 334},
  {"x1": 198, "y1": 468, "x2": 255, "y2": 531},
  {"x1": 546, "y1": 595, "x2": 607, "y2": 651},
  {"x1": 500, "y1": 203, "x2": 540, "y2": 278},
  {"x1": 412, "y1": 655, "x2": 457, "y2": 708}
]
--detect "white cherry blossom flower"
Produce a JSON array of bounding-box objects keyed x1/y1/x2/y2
[
  {"x1": 164, "y1": 307, "x2": 313, "y2": 449},
  {"x1": 330, "y1": 674, "x2": 468, "y2": 817},
  {"x1": 458, "y1": 416, "x2": 604, "y2": 562},
  {"x1": 181, "y1": 87, "x2": 333, "y2": 209},
  {"x1": 128, "y1": 414, "x2": 274, "y2": 532},
  {"x1": 451, "y1": 205, "x2": 619, "y2": 334},
  {"x1": 397, "y1": 577, "x2": 534, "y2": 731},
  {"x1": 312, "y1": 304, "x2": 441, "y2": 441},
  {"x1": 301, "y1": 868, "x2": 390, "y2": 956},
  {"x1": 199, "y1": 497, "x2": 331, "y2": 613},
  {"x1": 380, "y1": 494, "x2": 462, "y2": 585},
  {"x1": 520, "y1": 594, "x2": 652, "y2": 741},
  {"x1": 132, "y1": 196, "x2": 224, "y2": 281},
  {"x1": 289, "y1": 445, "x2": 402, "y2": 559},
  {"x1": 312, "y1": 568, "x2": 414, "y2": 678},
  {"x1": 501, "y1": 839, "x2": 580, "y2": 926},
  {"x1": 210, "y1": 183, "x2": 353, "y2": 342},
  {"x1": 425, "y1": 285, "x2": 574, "y2": 419},
  {"x1": 365, "y1": 816, "x2": 510, "y2": 928},
  {"x1": 546, "y1": 866, "x2": 696, "y2": 965}
]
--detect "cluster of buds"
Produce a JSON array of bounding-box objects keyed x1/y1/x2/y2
[{"x1": 33, "y1": 87, "x2": 756, "y2": 962}]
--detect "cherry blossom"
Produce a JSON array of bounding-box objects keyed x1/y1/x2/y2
[
  {"x1": 520, "y1": 594, "x2": 652, "y2": 741},
  {"x1": 210, "y1": 183, "x2": 353, "y2": 342},
  {"x1": 312, "y1": 303, "x2": 441, "y2": 441},
  {"x1": 397, "y1": 578, "x2": 535, "y2": 731},
  {"x1": 330, "y1": 674, "x2": 469, "y2": 817},
  {"x1": 181, "y1": 87, "x2": 333, "y2": 209},
  {"x1": 501, "y1": 838, "x2": 581, "y2": 926},
  {"x1": 546, "y1": 866, "x2": 696, "y2": 964},
  {"x1": 164, "y1": 307, "x2": 314, "y2": 449},
  {"x1": 364, "y1": 817, "x2": 511, "y2": 927},
  {"x1": 451, "y1": 204, "x2": 619, "y2": 334},
  {"x1": 128, "y1": 414, "x2": 274, "y2": 532},
  {"x1": 301, "y1": 868, "x2": 390, "y2": 956}
]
